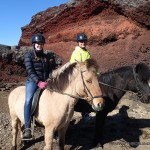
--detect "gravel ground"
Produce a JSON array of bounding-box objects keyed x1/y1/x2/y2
[{"x1": 0, "y1": 91, "x2": 150, "y2": 150}]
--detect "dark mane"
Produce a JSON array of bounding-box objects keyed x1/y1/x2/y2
[
  {"x1": 99, "y1": 62, "x2": 150, "y2": 102},
  {"x1": 100, "y1": 63, "x2": 150, "y2": 84},
  {"x1": 99, "y1": 66, "x2": 133, "y2": 85},
  {"x1": 46, "y1": 59, "x2": 98, "y2": 92}
]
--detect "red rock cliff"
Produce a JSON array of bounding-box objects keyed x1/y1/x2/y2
[{"x1": 19, "y1": 0, "x2": 150, "y2": 72}]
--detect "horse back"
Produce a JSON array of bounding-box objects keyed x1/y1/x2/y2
[
  {"x1": 98, "y1": 66, "x2": 133, "y2": 101},
  {"x1": 8, "y1": 86, "x2": 25, "y2": 104},
  {"x1": 8, "y1": 86, "x2": 26, "y2": 121}
]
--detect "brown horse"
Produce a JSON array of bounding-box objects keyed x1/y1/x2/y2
[{"x1": 8, "y1": 59, "x2": 105, "y2": 150}]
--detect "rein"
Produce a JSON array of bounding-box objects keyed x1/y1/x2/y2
[
  {"x1": 80, "y1": 70, "x2": 103, "y2": 101},
  {"x1": 99, "y1": 81, "x2": 129, "y2": 93},
  {"x1": 47, "y1": 68, "x2": 103, "y2": 103},
  {"x1": 98, "y1": 81, "x2": 138, "y2": 96},
  {"x1": 47, "y1": 88, "x2": 90, "y2": 100},
  {"x1": 98, "y1": 66, "x2": 143, "y2": 97}
]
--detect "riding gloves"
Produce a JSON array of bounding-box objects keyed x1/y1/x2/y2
[{"x1": 38, "y1": 81, "x2": 47, "y2": 89}]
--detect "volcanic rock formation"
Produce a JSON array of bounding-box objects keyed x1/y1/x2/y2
[{"x1": 18, "y1": 0, "x2": 150, "y2": 72}]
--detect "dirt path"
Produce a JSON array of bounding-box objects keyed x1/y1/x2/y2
[{"x1": 0, "y1": 91, "x2": 150, "y2": 150}]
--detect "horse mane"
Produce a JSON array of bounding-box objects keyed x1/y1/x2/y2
[
  {"x1": 99, "y1": 62, "x2": 150, "y2": 85},
  {"x1": 135, "y1": 62, "x2": 150, "y2": 82},
  {"x1": 46, "y1": 59, "x2": 98, "y2": 92},
  {"x1": 99, "y1": 66, "x2": 133, "y2": 84}
]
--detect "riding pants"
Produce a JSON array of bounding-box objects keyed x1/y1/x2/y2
[{"x1": 24, "y1": 80, "x2": 38, "y2": 128}]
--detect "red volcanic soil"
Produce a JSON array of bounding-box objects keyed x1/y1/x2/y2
[{"x1": 1, "y1": 0, "x2": 150, "y2": 83}]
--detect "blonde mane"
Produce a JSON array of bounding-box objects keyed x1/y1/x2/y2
[
  {"x1": 46, "y1": 62, "x2": 77, "y2": 92},
  {"x1": 46, "y1": 59, "x2": 98, "y2": 92}
]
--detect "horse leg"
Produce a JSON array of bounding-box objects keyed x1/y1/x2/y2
[
  {"x1": 44, "y1": 126, "x2": 53, "y2": 150},
  {"x1": 58, "y1": 124, "x2": 69, "y2": 150},
  {"x1": 18, "y1": 120, "x2": 23, "y2": 138},
  {"x1": 11, "y1": 116, "x2": 19, "y2": 150},
  {"x1": 93, "y1": 111, "x2": 108, "y2": 148}
]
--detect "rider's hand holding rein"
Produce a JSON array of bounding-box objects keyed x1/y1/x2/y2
[{"x1": 38, "y1": 81, "x2": 47, "y2": 89}]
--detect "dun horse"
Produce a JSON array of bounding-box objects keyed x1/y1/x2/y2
[
  {"x1": 75, "y1": 62, "x2": 150, "y2": 148},
  {"x1": 8, "y1": 59, "x2": 105, "y2": 150}
]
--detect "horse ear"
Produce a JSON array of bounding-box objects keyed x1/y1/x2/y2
[
  {"x1": 75, "y1": 59, "x2": 79, "y2": 63},
  {"x1": 74, "y1": 59, "x2": 83, "y2": 67}
]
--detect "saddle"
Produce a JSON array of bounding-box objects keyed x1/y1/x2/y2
[{"x1": 31, "y1": 88, "x2": 43, "y2": 116}]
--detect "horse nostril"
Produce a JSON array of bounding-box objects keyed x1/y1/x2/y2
[
  {"x1": 98, "y1": 102, "x2": 105, "y2": 109},
  {"x1": 101, "y1": 103, "x2": 105, "y2": 109}
]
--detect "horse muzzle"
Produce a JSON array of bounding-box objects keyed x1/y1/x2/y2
[{"x1": 92, "y1": 100, "x2": 105, "y2": 111}]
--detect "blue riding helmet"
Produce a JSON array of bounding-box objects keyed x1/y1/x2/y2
[
  {"x1": 32, "y1": 33, "x2": 45, "y2": 44},
  {"x1": 76, "y1": 33, "x2": 87, "y2": 42}
]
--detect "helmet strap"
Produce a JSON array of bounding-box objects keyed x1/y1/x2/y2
[{"x1": 33, "y1": 43, "x2": 35, "y2": 49}]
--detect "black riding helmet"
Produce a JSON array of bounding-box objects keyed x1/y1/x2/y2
[
  {"x1": 76, "y1": 33, "x2": 87, "y2": 42},
  {"x1": 32, "y1": 33, "x2": 45, "y2": 44}
]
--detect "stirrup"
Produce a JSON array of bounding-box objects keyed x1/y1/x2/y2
[{"x1": 22, "y1": 128, "x2": 33, "y2": 141}]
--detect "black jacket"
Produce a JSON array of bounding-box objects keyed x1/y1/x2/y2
[{"x1": 24, "y1": 49, "x2": 62, "y2": 84}]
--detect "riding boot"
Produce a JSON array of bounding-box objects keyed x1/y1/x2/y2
[{"x1": 22, "y1": 128, "x2": 32, "y2": 140}]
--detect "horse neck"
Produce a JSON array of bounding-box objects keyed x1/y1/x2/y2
[
  {"x1": 65, "y1": 78, "x2": 78, "y2": 96},
  {"x1": 61, "y1": 79, "x2": 79, "y2": 105},
  {"x1": 100, "y1": 74, "x2": 129, "y2": 100}
]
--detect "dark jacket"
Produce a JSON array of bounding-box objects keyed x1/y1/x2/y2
[{"x1": 24, "y1": 49, "x2": 62, "y2": 84}]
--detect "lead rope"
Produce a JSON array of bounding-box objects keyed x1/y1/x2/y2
[
  {"x1": 99, "y1": 81, "x2": 138, "y2": 96},
  {"x1": 99, "y1": 81, "x2": 129, "y2": 93},
  {"x1": 98, "y1": 67, "x2": 142, "y2": 96}
]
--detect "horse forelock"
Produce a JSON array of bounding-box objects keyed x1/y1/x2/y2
[
  {"x1": 135, "y1": 63, "x2": 150, "y2": 82},
  {"x1": 86, "y1": 59, "x2": 99, "y2": 72},
  {"x1": 46, "y1": 62, "x2": 77, "y2": 92}
]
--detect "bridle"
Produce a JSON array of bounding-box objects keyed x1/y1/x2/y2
[
  {"x1": 47, "y1": 68, "x2": 104, "y2": 104},
  {"x1": 79, "y1": 69, "x2": 104, "y2": 104}
]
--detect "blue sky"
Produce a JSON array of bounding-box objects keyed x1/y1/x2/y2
[{"x1": 0, "y1": 0, "x2": 68, "y2": 46}]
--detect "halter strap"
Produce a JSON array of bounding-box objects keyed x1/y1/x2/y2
[{"x1": 80, "y1": 70, "x2": 103, "y2": 101}]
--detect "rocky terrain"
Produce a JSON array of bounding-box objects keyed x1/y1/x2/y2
[
  {"x1": 0, "y1": 0, "x2": 150, "y2": 82},
  {"x1": 0, "y1": 90, "x2": 150, "y2": 150},
  {"x1": 0, "y1": 0, "x2": 150, "y2": 149}
]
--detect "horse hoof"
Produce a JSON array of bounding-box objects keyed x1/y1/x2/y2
[{"x1": 11, "y1": 146, "x2": 16, "y2": 150}]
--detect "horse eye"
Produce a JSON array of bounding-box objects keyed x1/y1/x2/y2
[{"x1": 86, "y1": 79, "x2": 92, "y2": 83}]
